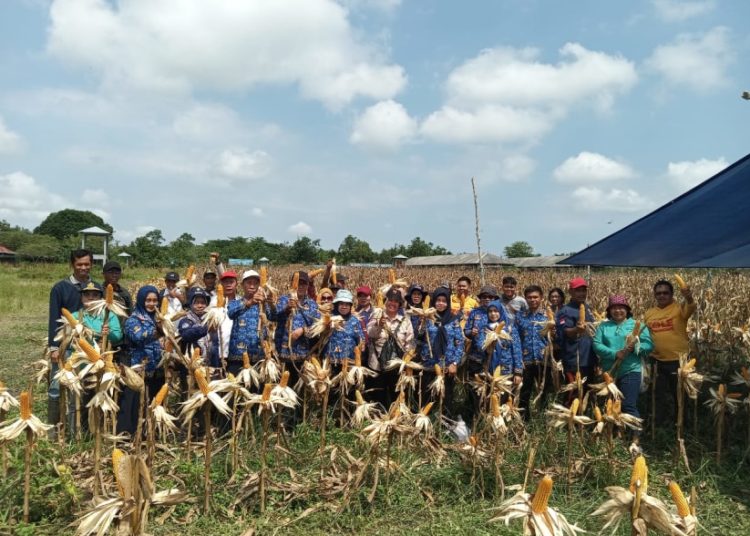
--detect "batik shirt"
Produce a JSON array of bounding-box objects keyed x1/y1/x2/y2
[
  {"x1": 272, "y1": 294, "x2": 320, "y2": 358},
  {"x1": 323, "y1": 315, "x2": 365, "y2": 363},
  {"x1": 419, "y1": 316, "x2": 464, "y2": 367},
  {"x1": 124, "y1": 311, "x2": 161, "y2": 373},
  {"x1": 516, "y1": 309, "x2": 549, "y2": 365},
  {"x1": 227, "y1": 299, "x2": 271, "y2": 362}
]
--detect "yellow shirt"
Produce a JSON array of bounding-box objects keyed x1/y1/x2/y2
[
  {"x1": 451, "y1": 295, "x2": 478, "y2": 328},
  {"x1": 644, "y1": 301, "x2": 697, "y2": 361}
]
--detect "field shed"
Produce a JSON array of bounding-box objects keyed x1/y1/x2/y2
[
  {"x1": 0, "y1": 245, "x2": 16, "y2": 263},
  {"x1": 505, "y1": 255, "x2": 571, "y2": 268},
  {"x1": 405, "y1": 253, "x2": 511, "y2": 267}
]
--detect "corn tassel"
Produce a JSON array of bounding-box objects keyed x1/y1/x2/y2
[
  {"x1": 153, "y1": 384, "x2": 169, "y2": 407},
  {"x1": 531, "y1": 475, "x2": 553, "y2": 514},
  {"x1": 194, "y1": 368, "x2": 210, "y2": 396},
  {"x1": 105, "y1": 284, "x2": 114, "y2": 306},
  {"x1": 669, "y1": 481, "x2": 691, "y2": 518},
  {"x1": 62, "y1": 307, "x2": 78, "y2": 327},
  {"x1": 674, "y1": 273, "x2": 687, "y2": 290},
  {"x1": 20, "y1": 391, "x2": 31, "y2": 420},
  {"x1": 79, "y1": 339, "x2": 101, "y2": 362}
]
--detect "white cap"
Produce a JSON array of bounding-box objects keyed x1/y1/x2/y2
[{"x1": 242, "y1": 270, "x2": 261, "y2": 281}]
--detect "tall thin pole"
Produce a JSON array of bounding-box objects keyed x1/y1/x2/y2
[{"x1": 471, "y1": 177, "x2": 486, "y2": 286}]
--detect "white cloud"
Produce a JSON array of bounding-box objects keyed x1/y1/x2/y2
[
  {"x1": 251, "y1": 207, "x2": 265, "y2": 217},
  {"x1": 172, "y1": 103, "x2": 247, "y2": 141},
  {"x1": 554, "y1": 152, "x2": 636, "y2": 184},
  {"x1": 0, "y1": 116, "x2": 23, "y2": 154},
  {"x1": 666, "y1": 157, "x2": 728, "y2": 191},
  {"x1": 339, "y1": 0, "x2": 402, "y2": 13},
  {"x1": 0, "y1": 172, "x2": 67, "y2": 224},
  {"x1": 444, "y1": 43, "x2": 637, "y2": 110},
  {"x1": 478, "y1": 155, "x2": 536, "y2": 183},
  {"x1": 646, "y1": 27, "x2": 733, "y2": 91},
  {"x1": 47, "y1": 0, "x2": 406, "y2": 109},
  {"x1": 82, "y1": 188, "x2": 110, "y2": 205},
  {"x1": 288, "y1": 221, "x2": 312, "y2": 235},
  {"x1": 421, "y1": 105, "x2": 556, "y2": 144},
  {"x1": 421, "y1": 43, "x2": 636, "y2": 145},
  {"x1": 652, "y1": 0, "x2": 716, "y2": 22},
  {"x1": 571, "y1": 187, "x2": 652, "y2": 212},
  {"x1": 350, "y1": 100, "x2": 417, "y2": 150},
  {"x1": 217, "y1": 149, "x2": 272, "y2": 180},
  {"x1": 115, "y1": 225, "x2": 156, "y2": 243}
]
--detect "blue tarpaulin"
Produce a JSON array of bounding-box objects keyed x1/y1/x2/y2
[{"x1": 562, "y1": 152, "x2": 750, "y2": 268}]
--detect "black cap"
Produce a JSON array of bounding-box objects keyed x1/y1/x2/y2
[
  {"x1": 336, "y1": 273, "x2": 348, "y2": 282},
  {"x1": 478, "y1": 285, "x2": 499, "y2": 298},
  {"x1": 165, "y1": 271, "x2": 179, "y2": 281},
  {"x1": 295, "y1": 271, "x2": 310, "y2": 284},
  {"x1": 80, "y1": 281, "x2": 103, "y2": 294},
  {"x1": 187, "y1": 287, "x2": 211, "y2": 304},
  {"x1": 204, "y1": 267, "x2": 217, "y2": 276},
  {"x1": 102, "y1": 261, "x2": 122, "y2": 272}
]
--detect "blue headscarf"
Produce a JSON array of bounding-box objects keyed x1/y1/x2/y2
[
  {"x1": 134, "y1": 285, "x2": 160, "y2": 318},
  {"x1": 431, "y1": 286, "x2": 456, "y2": 360}
]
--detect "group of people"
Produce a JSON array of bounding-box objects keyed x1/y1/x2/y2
[{"x1": 46, "y1": 249, "x2": 695, "y2": 440}]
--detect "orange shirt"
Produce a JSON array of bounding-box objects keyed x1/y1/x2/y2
[{"x1": 644, "y1": 301, "x2": 696, "y2": 361}]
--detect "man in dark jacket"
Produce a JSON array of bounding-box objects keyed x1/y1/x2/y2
[
  {"x1": 47, "y1": 249, "x2": 94, "y2": 435},
  {"x1": 556, "y1": 277, "x2": 599, "y2": 393}
]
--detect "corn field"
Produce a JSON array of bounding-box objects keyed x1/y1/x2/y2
[{"x1": 1, "y1": 262, "x2": 750, "y2": 535}]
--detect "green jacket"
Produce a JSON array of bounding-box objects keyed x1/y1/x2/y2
[
  {"x1": 593, "y1": 318, "x2": 653, "y2": 377},
  {"x1": 71, "y1": 309, "x2": 123, "y2": 349}
]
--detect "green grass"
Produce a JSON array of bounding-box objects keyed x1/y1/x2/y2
[{"x1": 1, "y1": 263, "x2": 750, "y2": 535}]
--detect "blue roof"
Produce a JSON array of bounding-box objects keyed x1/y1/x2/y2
[{"x1": 563, "y1": 152, "x2": 750, "y2": 268}]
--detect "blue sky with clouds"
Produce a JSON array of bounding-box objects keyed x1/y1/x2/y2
[{"x1": 0, "y1": 0, "x2": 748, "y2": 256}]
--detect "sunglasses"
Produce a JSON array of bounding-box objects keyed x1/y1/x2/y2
[
  {"x1": 321, "y1": 296, "x2": 334, "y2": 302},
  {"x1": 654, "y1": 291, "x2": 672, "y2": 296}
]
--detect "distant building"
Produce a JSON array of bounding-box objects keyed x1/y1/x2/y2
[
  {"x1": 504, "y1": 255, "x2": 572, "y2": 269},
  {"x1": 0, "y1": 245, "x2": 16, "y2": 264},
  {"x1": 405, "y1": 253, "x2": 511, "y2": 267},
  {"x1": 392, "y1": 254, "x2": 408, "y2": 268}
]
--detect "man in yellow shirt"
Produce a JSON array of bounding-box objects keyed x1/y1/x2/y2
[
  {"x1": 644, "y1": 278, "x2": 696, "y2": 426},
  {"x1": 450, "y1": 275, "x2": 479, "y2": 322}
]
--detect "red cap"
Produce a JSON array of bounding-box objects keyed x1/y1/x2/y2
[
  {"x1": 220, "y1": 270, "x2": 238, "y2": 280},
  {"x1": 569, "y1": 277, "x2": 588, "y2": 289},
  {"x1": 356, "y1": 285, "x2": 372, "y2": 296}
]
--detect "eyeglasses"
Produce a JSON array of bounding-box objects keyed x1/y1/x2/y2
[{"x1": 654, "y1": 291, "x2": 672, "y2": 296}]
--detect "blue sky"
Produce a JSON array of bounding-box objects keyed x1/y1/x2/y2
[{"x1": 0, "y1": 0, "x2": 748, "y2": 256}]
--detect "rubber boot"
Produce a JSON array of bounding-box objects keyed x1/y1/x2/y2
[{"x1": 47, "y1": 397, "x2": 60, "y2": 441}]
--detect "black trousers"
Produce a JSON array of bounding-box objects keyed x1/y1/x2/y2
[
  {"x1": 519, "y1": 362, "x2": 557, "y2": 422},
  {"x1": 420, "y1": 369, "x2": 456, "y2": 418},
  {"x1": 654, "y1": 359, "x2": 679, "y2": 426}
]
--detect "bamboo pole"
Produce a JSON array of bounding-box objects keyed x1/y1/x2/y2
[{"x1": 470, "y1": 177, "x2": 486, "y2": 287}]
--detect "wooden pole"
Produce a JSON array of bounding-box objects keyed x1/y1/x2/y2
[{"x1": 471, "y1": 177, "x2": 486, "y2": 287}]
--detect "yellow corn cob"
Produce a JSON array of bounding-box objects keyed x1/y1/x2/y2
[
  {"x1": 603, "y1": 372, "x2": 613, "y2": 384},
  {"x1": 20, "y1": 391, "x2": 31, "y2": 420},
  {"x1": 674, "y1": 273, "x2": 687, "y2": 290},
  {"x1": 495, "y1": 321, "x2": 505, "y2": 335},
  {"x1": 259, "y1": 266, "x2": 268, "y2": 287},
  {"x1": 605, "y1": 398, "x2": 613, "y2": 416},
  {"x1": 291, "y1": 271, "x2": 300, "y2": 291},
  {"x1": 194, "y1": 368, "x2": 210, "y2": 395},
  {"x1": 354, "y1": 346, "x2": 362, "y2": 367},
  {"x1": 192, "y1": 347, "x2": 201, "y2": 363},
  {"x1": 578, "y1": 303, "x2": 586, "y2": 326},
  {"x1": 685, "y1": 357, "x2": 696, "y2": 370},
  {"x1": 355, "y1": 390, "x2": 365, "y2": 405},
  {"x1": 243, "y1": 352, "x2": 250, "y2": 369},
  {"x1": 105, "y1": 284, "x2": 114, "y2": 306},
  {"x1": 153, "y1": 384, "x2": 169, "y2": 407},
  {"x1": 375, "y1": 292, "x2": 384, "y2": 308},
  {"x1": 61, "y1": 307, "x2": 78, "y2": 327},
  {"x1": 216, "y1": 285, "x2": 225, "y2": 308},
  {"x1": 630, "y1": 455, "x2": 648, "y2": 493},
  {"x1": 546, "y1": 306, "x2": 554, "y2": 322},
  {"x1": 389, "y1": 393, "x2": 404, "y2": 418},
  {"x1": 227, "y1": 373, "x2": 236, "y2": 381},
  {"x1": 593, "y1": 405, "x2": 602, "y2": 422},
  {"x1": 613, "y1": 399, "x2": 622, "y2": 415},
  {"x1": 469, "y1": 435, "x2": 478, "y2": 448},
  {"x1": 491, "y1": 394, "x2": 501, "y2": 417},
  {"x1": 388, "y1": 268, "x2": 396, "y2": 285},
  {"x1": 531, "y1": 475, "x2": 553, "y2": 514},
  {"x1": 79, "y1": 339, "x2": 101, "y2": 362},
  {"x1": 669, "y1": 481, "x2": 690, "y2": 518},
  {"x1": 262, "y1": 383, "x2": 272, "y2": 401},
  {"x1": 164, "y1": 339, "x2": 174, "y2": 352},
  {"x1": 570, "y1": 398, "x2": 580, "y2": 417},
  {"x1": 434, "y1": 364, "x2": 442, "y2": 376},
  {"x1": 310, "y1": 357, "x2": 322, "y2": 370},
  {"x1": 280, "y1": 370, "x2": 290, "y2": 388},
  {"x1": 112, "y1": 448, "x2": 126, "y2": 497},
  {"x1": 185, "y1": 265, "x2": 195, "y2": 282},
  {"x1": 421, "y1": 402, "x2": 434, "y2": 415},
  {"x1": 403, "y1": 351, "x2": 413, "y2": 364},
  {"x1": 104, "y1": 354, "x2": 116, "y2": 373},
  {"x1": 719, "y1": 383, "x2": 726, "y2": 397},
  {"x1": 308, "y1": 268, "x2": 324, "y2": 278},
  {"x1": 423, "y1": 295, "x2": 430, "y2": 309},
  {"x1": 0, "y1": 379, "x2": 4, "y2": 389},
  {"x1": 160, "y1": 297, "x2": 169, "y2": 316}
]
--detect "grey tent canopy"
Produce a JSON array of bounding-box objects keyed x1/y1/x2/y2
[{"x1": 562, "y1": 152, "x2": 750, "y2": 268}]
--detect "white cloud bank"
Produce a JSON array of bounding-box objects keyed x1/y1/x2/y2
[
  {"x1": 571, "y1": 187, "x2": 652, "y2": 212},
  {"x1": 47, "y1": 0, "x2": 406, "y2": 109},
  {"x1": 0, "y1": 172, "x2": 67, "y2": 224},
  {"x1": 350, "y1": 100, "x2": 417, "y2": 150},
  {"x1": 652, "y1": 0, "x2": 716, "y2": 22},
  {"x1": 288, "y1": 221, "x2": 312, "y2": 235},
  {"x1": 554, "y1": 152, "x2": 636, "y2": 184},
  {"x1": 666, "y1": 157, "x2": 728, "y2": 191},
  {"x1": 0, "y1": 116, "x2": 23, "y2": 154}
]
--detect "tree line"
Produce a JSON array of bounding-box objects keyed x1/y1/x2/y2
[{"x1": 0, "y1": 209, "x2": 453, "y2": 266}]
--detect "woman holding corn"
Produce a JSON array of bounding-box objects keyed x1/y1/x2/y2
[{"x1": 593, "y1": 295, "x2": 654, "y2": 424}]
